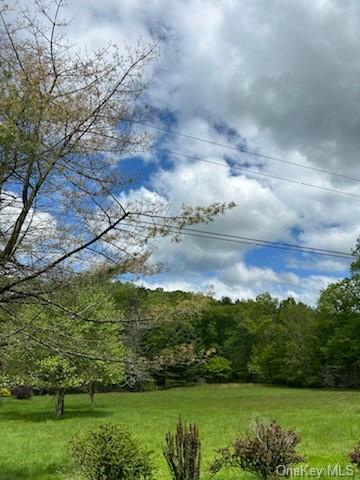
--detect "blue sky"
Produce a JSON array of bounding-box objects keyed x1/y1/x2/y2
[{"x1": 48, "y1": 0, "x2": 360, "y2": 304}]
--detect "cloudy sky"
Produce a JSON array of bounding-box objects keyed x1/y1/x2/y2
[{"x1": 60, "y1": 0, "x2": 360, "y2": 304}]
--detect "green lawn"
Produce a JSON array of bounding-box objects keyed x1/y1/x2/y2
[{"x1": 1, "y1": 384, "x2": 360, "y2": 480}]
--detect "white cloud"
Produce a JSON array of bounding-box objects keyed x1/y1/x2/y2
[
  {"x1": 135, "y1": 267, "x2": 338, "y2": 305},
  {"x1": 146, "y1": 160, "x2": 297, "y2": 271},
  {"x1": 14, "y1": 0, "x2": 360, "y2": 303},
  {"x1": 53, "y1": 0, "x2": 360, "y2": 176}
]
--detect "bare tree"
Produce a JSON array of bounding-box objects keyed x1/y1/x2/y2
[{"x1": 0, "y1": 1, "x2": 231, "y2": 350}]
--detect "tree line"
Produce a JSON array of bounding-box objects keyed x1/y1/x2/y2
[
  {"x1": 113, "y1": 251, "x2": 360, "y2": 390},
  {"x1": 2, "y1": 243, "x2": 360, "y2": 416}
]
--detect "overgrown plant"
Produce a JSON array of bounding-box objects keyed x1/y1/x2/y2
[
  {"x1": 209, "y1": 419, "x2": 304, "y2": 479},
  {"x1": 163, "y1": 418, "x2": 201, "y2": 480},
  {"x1": 70, "y1": 423, "x2": 154, "y2": 480},
  {"x1": 350, "y1": 443, "x2": 360, "y2": 467}
]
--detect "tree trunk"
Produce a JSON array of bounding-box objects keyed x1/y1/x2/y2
[
  {"x1": 88, "y1": 381, "x2": 96, "y2": 407},
  {"x1": 54, "y1": 389, "x2": 65, "y2": 417}
]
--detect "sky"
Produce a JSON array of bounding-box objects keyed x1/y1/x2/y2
[{"x1": 46, "y1": 0, "x2": 360, "y2": 303}]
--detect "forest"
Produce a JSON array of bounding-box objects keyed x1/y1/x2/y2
[{"x1": 111, "y1": 256, "x2": 360, "y2": 391}]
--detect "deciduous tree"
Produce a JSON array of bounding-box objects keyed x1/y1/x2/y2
[
  {"x1": 0, "y1": 0, "x2": 231, "y2": 352},
  {"x1": 2, "y1": 280, "x2": 125, "y2": 416}
]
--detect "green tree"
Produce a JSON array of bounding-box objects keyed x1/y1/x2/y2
[
  {"x1": 249, "y1": 298, "x2": 318, "y2": 386},
  {"x1": 317, "y1": 275, "x2": 360, "y2": 387},
  {"x1": 34, "y1": 356, "x2": 83, "y2": 417},
  {"x1": 2, "y1": 280, "x2": 125, "y2": 416}
]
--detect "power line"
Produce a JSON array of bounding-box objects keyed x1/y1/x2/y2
[
  {"x1": 38, "y1": 207, "x2": 354, "y2": 259},
  {"x1": 136, "y1": 224, "x2": 353, "y2": 260},
  {"x1": 146, "y1": 220, "x2": 352, "y2": 256},
  {"x1": 153, "y1": 148, "x2": 360, "y2": 200},
  {"x1": 121, "y1": 219, "x2": 354, "y2": 260},
  {"x1": 37, "y1": 209, "x2": 354, "y2": 259},
  {"x1": 135, "y1": 121, "x2": 360, "y2": 183}
]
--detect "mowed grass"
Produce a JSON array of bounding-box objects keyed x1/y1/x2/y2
[{"x1": 1, "y1": 384, "x2": 360, "y2": 480}]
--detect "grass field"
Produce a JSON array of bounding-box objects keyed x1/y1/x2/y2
[{"x1": 1, "y1": 384, "x2": 360, "y2": 480}]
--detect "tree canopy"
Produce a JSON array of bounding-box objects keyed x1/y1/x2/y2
[{"x1": 0, "y1": 0, "x2": 231, "y2": 353}]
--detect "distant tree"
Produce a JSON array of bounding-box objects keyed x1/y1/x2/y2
[
  {"x1": 313, "y1": 239, "x2": 360, "y2": 388},
  {"x1": 249, "y1": 298, "x2": 318, "y2": 386},
  {"x1": 136, "y1": 294, "x2": 211, "y2": 387},
  {"x1": 317, "y1": 276, "x2": 360, "y2": 387},
  {"x1": 220, "y1": 296, "x2": 232, "y2": 305}
]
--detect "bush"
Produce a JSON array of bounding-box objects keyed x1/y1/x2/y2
[
  {"x1": 0, "y1": 387, "x2": 11, "y2": 397},
  {"x1": 350, "y1": 443, "x2": 360, "y2": 467},
  {"x1": 11, "y1": 385, "x2": 33, "y2": 399},
  {"x1": 163, "y1": 418, "x2": 201, "y2": 480},
  {"x1": 204, "y1": 356, "x2": 233, "y2": 383},
  {"x1": 70, "y1": 423, "x2": 154, "y2": 480},
  {"x1": 210, "y1": 419, "x2": 304, "y2": 479}
]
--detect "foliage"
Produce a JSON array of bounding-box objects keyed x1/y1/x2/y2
[
  {"x1": 70, "y1": 423, "x2": 154, "y2": 480},
  {"x1": 249, "y1": 299, "x2": 319, "y2": 386},
  {"x1": 350, "y1": 443, "x2": 360, "y2": 467},
  {"x1": 109, "y1": 276, "x2": 360, "y2": 390},
  {"x1": 317, "y1": 275, "x2": 360, "y2": 387},
  {"x1": 121, "y1": 288, "x2": 212, "y2": 388},
  {"x1": 34, "y1": 356, "x2": 83, "y2": 391},
  {"x1": 163, "y1": 418, "x2": 201, "y2": 480},
  {"x1": 153, "y1": 343, "x2": 204, "y2": 388},
  {"x1": 0, "y1": 386, "x2": 11, "y2": 397},
  {"x1": 210, "y1": 419, "x2": 304, "y2": 479},
  {"x1": 1, "y1": 281, "x2": 125, "y2": 416},
  {"x1": 10, "y1": 385, "x2": 33, "y2": 400},
  {"x1": 203, "y1": 355, "x2": 232, "y2": 383}
]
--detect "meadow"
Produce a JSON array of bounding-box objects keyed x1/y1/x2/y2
[{"x1": 1, "y1": 384, "x2": 360, "y2": 480}]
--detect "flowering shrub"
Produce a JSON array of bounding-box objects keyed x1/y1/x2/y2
[{"x1": 210, "y1": 419, "x2": 304, "y2": 479}]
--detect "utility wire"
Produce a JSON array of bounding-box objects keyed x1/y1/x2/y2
[
  {"x1": 43, "y1": 208, "x2": 354, "y2": 259},
  {"x1": 152, "y1": 148, "x2": 360, "y2": 200},
  {"x1": 44, "y1": 210, "x2": 354, "y2": 259},
  {"x1": 121, "y1": 219, "x2": 354, "y2": 260},
  {"x1": 137, "y1": 218, "x2": 352, "y2": 257},
  {"x1": 135, "y1": 121, "x2": 360, "y2": 183}
]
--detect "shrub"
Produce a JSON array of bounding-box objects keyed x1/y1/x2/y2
[
  {"x1": 0, "y1": 387, "x2": 11, "y2": 397},
  {"x1": 210, "y1": 419, "x2": 304, "y2": 479},
  {"x1": 11, "y1": 385, "x2": 33, "y2": 399},
  {"x1": 204, "y1": 356, "x2": 233, "y2": 383},
  {"x1": 350, "y1": 443, "x2": 360, "y2": 467},
  {"x1": 163, "y1": 417, "x2": 201, "y2": 480},
  {"x1": 70, "y1": 423, "x2": 154, "y2": 480}
]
